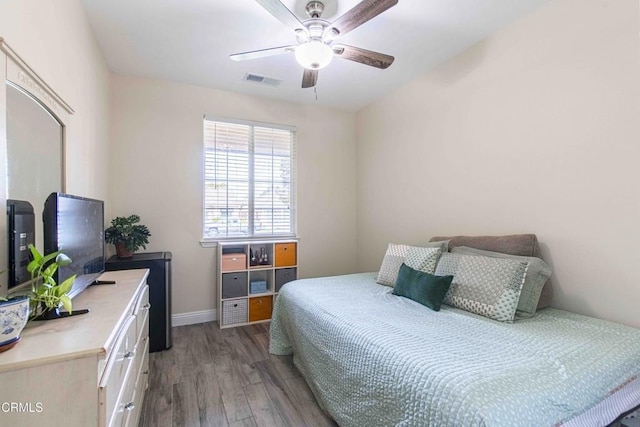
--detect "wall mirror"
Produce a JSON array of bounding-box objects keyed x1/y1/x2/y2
[{"x1": 0, "y1": 38, "x2": 73, "y2": 296}]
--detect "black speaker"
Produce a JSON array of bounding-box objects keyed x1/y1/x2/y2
[{"x1": 7, "y1": 199, "x2": 35, "y2": 288}]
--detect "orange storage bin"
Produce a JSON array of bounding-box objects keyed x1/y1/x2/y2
[
  {"x1": 249, "y1": 296, "x2": 273, "y2": 322},
  {"x1": 274, "y1": 243, "x2": 296, "y2": 267}
]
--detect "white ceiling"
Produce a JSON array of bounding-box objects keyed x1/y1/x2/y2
[{"x1": 81, "y1": 0, "x2": 550, "y2": 112}]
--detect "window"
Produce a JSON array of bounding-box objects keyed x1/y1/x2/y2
[{"x1": 203, "y1": 117, "x2": 296, "y2": 240}]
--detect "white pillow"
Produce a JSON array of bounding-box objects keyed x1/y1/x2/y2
[
  {"x1": 450, "y1": 246, "x2": 551, "y2": 318},
  {"x1": 435, "y1": 253, "x2": 529, "y2": 322},
  {"x1": 376, "y1": 244, "x2": 442, "y2": 287}
]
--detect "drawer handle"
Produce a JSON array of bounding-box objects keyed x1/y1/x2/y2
[
  {"x1": 124, "y1": 350, "x2": 136, "y2": 359},
  {"x1": 143, "y1": 303, "x2": 151, "y2": 310},
  {"x1": 143, "y1": 370, "x2": 149, "y2": 375},
  {"x1": 124, "y1": 402, "x2": 135, "y2": 411}
]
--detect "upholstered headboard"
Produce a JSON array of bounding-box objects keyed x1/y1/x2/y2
[{"x1": 429, "y1": 234, "x2": 552, "y2": 309}]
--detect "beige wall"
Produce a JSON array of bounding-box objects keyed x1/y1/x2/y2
[
  {"x1": 356, "y1": 0, "x2": 640, "y2": 327},
  {"x1": 109, "y1": 75, "x2": 357, "y2": 315},
  {"x1": 0, "y1": 0, "x2": 111, "y2": 204}
]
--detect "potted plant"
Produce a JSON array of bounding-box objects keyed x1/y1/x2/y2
[
  {"x1": 27, "y1": 244, "x2": 76, "y2": 320},
  {"x1": 0, "y1": 244, "x2": 76, "y2": 349},
  {"x1": 105, "y1": 215, "x2": 151, "y2": 258}
]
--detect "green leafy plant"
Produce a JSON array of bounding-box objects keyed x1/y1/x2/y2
[
  {"x1": 27, "y1": 244, "x2": 76, "y2": 315},
  {"x1": 104, "y1": 215, "x2": 152, "y2": 254}
]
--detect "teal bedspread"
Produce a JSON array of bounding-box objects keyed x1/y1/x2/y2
[{"x1": 269, "y1": 273, "x2": 640, "y2": 426}]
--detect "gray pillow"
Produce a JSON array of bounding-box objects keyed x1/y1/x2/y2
[
  {"x1": 451, "y1": 246, "x2": 551, "y2": 318},
  {"x1": 435, "y1": 253, "x2": 528, "y2": 323},
  {"x1": 424, "y1": 240, "x2": 450, "y2": 253}
]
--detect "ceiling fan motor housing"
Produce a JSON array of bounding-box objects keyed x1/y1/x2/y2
[{"x1": 305, "y1": 1, "x2": 325, "y2": 18}]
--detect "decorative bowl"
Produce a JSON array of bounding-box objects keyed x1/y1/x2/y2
[{"x1": 0, "y1": 295, "x2": 30, "y2": 352}]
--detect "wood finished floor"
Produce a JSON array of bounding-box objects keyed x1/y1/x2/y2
[{"x1": 139, "y1": 322, "x2": 337, "y2": 427}]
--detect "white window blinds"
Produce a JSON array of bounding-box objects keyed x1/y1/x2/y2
[{"x1": 203, "y1": 117, "x2": 296, "y2": 239}]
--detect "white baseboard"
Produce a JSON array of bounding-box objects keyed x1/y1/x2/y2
[{"x1": 172, "y1": 309, "x2": 217, "y2": 327}]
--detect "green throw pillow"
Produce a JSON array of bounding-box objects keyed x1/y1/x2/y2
[{"x1": 392, "y1": 263, "x2": 454, "y2": 311}]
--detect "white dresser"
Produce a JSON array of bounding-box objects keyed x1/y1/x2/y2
[{"x1": 0, "y1": 269, "x2": 150, "y2": 427}]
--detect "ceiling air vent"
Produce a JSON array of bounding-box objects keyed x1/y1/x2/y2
[{"x1": 243, "y1": 73, "x2": 282, "y2": 87}]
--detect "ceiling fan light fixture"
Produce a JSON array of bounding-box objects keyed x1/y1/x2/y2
[{"x1": 295, "y1": 40, "x2": 333, "y2": 70}]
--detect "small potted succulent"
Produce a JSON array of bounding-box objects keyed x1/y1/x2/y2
[{"x1": 105, "y1": 215, "x2": 151, "y2": 258}]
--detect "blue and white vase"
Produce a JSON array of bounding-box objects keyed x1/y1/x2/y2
[{"x1": 0, "y1": 295, "x2": 30, "y2": 352}]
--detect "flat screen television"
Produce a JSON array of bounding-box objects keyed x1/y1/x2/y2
[
  {"x1": 43, "y1": 193, "x2": 105, "y2": 299},
  {"x1": 7, "y1": 199, "x2": 35, "y2": 289}
]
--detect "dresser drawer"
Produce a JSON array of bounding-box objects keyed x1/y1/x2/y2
[
  {"x1": 109, "y1": 401, "x2": 127, "y2": 427},
  {"x1": 274, "y1": 243, "x2": 296, "y2": 267},
  {"x1": 137, "y1": 308, "x2": 149, "y2": 352},
  {"x1": 124, "y1": 338, "x2": 150, "y2": 427},
  {"x1": 133, "y1": 285, "x2": 150, "y2": 344},
  {"x1": 111, "y1": 325, "x2": 149, "y2": 427},
  {"x1": 113, "y1": 286, "x2": 150, "y2": 427},
  {"x1": 249, "y1": 296, "x2": 273, "y2": 322},
  {"x1": 99, "y1": 315, "x2": 137, "y2": 427},
  {"x1": 132, "y1": 285, "x2": 150, "y2": 317}
]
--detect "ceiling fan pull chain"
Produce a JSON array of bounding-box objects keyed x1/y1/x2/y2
[{"x1": 314, "y1": 86, "x2": 318, "y2": 101}]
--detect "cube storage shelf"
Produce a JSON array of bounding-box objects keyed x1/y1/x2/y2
[{"x1": 217, "y1": 240, "x2": 298, "y2": 329}]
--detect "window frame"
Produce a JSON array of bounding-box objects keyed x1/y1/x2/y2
[{"x1": 200, "y1": 115, "x2": 297, "y2": 246}]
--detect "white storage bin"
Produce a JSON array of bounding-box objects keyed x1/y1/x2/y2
[{"x1": 222, "y1": 299, "x2": 248, "y2": 326}]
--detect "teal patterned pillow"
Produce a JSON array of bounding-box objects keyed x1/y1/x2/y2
[
  {"x1": 435, "y1": 253, "x2": 529, "y2": 322},
  {"x1": 376, "y1": 244, "x2": 442, "y2": 287},
  {"x1": 451, "y1": 246, "x2": 551, "y2": 318},
  {"x1": 393, "y1": 264, "x2": 453, "y2": 311}
]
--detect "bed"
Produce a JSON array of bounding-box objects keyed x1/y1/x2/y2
[{"x1": 269, "y1": 236, "x2": 640, "y2": 427}]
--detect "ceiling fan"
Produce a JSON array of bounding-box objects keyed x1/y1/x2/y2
[{"x1": 230, "y1": 0, "x2": 398, "y2": 89}]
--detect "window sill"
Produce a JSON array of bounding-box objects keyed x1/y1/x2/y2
[{"x1": 200, "y1": 236, "x2": 299, "y2": 248}]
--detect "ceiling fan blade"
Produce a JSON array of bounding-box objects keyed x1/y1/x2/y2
[
  {"x1": 333, "y1": 44, "x2": 394, "y2": 69},
  {"x1": 230, "y1": 45, "x2": 295, "y2": 61},
  {"x1": 302, "y1": 69, "x2": 318, "y2": 88},
  {"x1": 255, "y1": 0, "x2": 304, "y2": 30},
  {"x1": 326, "y1": 0, "x2": 398, "y2": 37}
]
